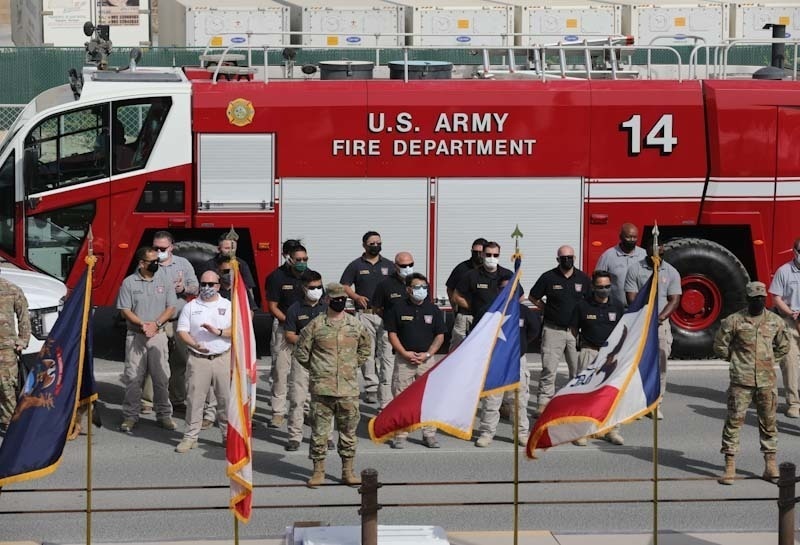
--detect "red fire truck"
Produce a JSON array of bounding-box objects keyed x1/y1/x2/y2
[{"x1": 0, "y1": 41, "x2": 797, "y2": 358}]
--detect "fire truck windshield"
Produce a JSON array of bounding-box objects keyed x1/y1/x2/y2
[{"x1": 0, "y1": 85, "x2": 75, "y2": 158}]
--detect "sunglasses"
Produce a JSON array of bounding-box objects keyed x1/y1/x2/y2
[
  {"x1": 484, "y1": 253, "x2": 499, "y2": 257},
  {"x1": 594, "y1": 284, "x2": 612, "y2": 289},
  {"x1": 396, "y1": 262, "x2": 414, "y2": 268},
  {"x1": 200, "y1": 282, "x2": 219, "y2": 287},
  {"x1": 153, "y1": 246, "x2": 170, "y2": 251},
  {"x1": 306, "y1": 285, "x2": 323, "y2": 290}
]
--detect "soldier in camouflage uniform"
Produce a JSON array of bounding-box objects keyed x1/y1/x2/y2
[
  {"x1": 0, "y1": 272, "x2": 30, "y2": 433},
  {"x1": 294, "y1": 282, "x2": 371, "y2": 488},
  {"x1": 713, "y1": 281, "x2": 790, "y2": 485}
]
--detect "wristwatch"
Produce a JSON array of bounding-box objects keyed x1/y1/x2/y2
[
  {"x1": 425, "y1": 352, "x2": 431, "y2": 360},
  {"x1": 155, "y1": 320, "x2": 163, "y2": 328},
  {"x1": 217, "y1": 328, "x2": 223, "y2": 337}
]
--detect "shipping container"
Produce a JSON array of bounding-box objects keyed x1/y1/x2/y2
[
  {"x1": 602, "y1": 0, "x2": 729, "y2": 46},
  {"x1": 384, "y1": 0, "x2": 514, "y2": 47},
  {"x1": 496, "y1": 0, "x2": 620, "y2": 46},
  {"x1": 281, "y1": 0, "x2": 404, "y2": 47},
  {"x1": 158, "y1": 0, "x2": 289, "y2": 47},
  {"x1": 730, "y1": 2, "x2": 799, "y2": 39},
  {"x1": 12, "y1": 0, "x2": 151, "y2": 46}
]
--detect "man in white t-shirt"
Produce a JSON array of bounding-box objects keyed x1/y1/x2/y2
[{"x1": 174, "y1": 270, "x2": 232, "y2": 453}]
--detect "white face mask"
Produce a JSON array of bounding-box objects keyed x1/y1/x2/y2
[
  {"x1": 411, "y1": 286, "x2": 428, "y2": 302},
  {"x1": 397, "y1": 265, "x2": 413, "y2": 278},
  {"x1": 157, "y1": 250, "x2": 169, "y2": 262},
  {"x1": 484, "y1": 257, "x2": 499, "y2": 270},
  {"x1": 306, "y1": 287, "x2": 323, "y2": 302}
]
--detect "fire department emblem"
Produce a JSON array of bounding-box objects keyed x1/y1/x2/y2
[
  {"x1": 609, "y1": 312, "x2": 617, "y2": 321},
  {"x1": 227, "y1": 98, "x2": 255, "y2": 127},
  {"x1": 424, "y1": 315, "x2": 433, "y2": 324}
]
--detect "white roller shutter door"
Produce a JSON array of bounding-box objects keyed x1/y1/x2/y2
[
  {"x1": 280, "y1": 178, "x2": 429, "y2": 293},
  {"x1": 436, "y1": 178, "x2": 583, "y2": 299}
]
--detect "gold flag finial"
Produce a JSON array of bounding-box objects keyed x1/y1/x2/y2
[
  {"x1": 223, "y1": 226, "x2": 239, "y2": 258},
  {"x1": 511, "y1": 224, "x2": 524, "y2": 261},
  {"x1": 87, "y1": 225, "x2": 94, "y2": 257}
]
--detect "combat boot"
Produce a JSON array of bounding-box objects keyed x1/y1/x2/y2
[
  {"x1": 307, "y1": 460, "x2": 325, "y2": 488},
  {"x1": 763, "y1": 452, "x2": 779, "y2": 483},
  {"x1": 718, "y1": 455, "x2": 736, "y2": 485},
  {"x1": 341, "y1": 457, "x2": 361, "y2": 487}
]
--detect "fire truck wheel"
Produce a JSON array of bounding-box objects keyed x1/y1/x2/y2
[
  {"x1": 662, "y1": 238, "x2": 749, "y2": 360},
  {"x1": 172, "y1": 240, "x2": 218, "y2": 271}
]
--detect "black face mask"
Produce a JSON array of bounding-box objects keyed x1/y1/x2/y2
[
  {"x1": 471, "y1": 251, "x2": 483, "y2": 266},
  {"x1": 366, "y1": 243, "x2": 381, "y2": 256},
  {"x1": 593, "y1": 286, "x2": 612, "y2": 299},
  {"x1": 620, "y1": 240, "x2": 636, "y2": 253},
  {"x1": 145, "y1": 261, "x2": 159, "y2": 274},
  {"x1": 748, "y1": 298, "x2": 766, "y2": 316},
  {"x1": 558, "y1": 256, "x2": 574, "y2": 270},
  {"x1": 329, "y1": 297, "x2": 347, "y2": 312},
  {"x1": 220, "y1": 271, "x2": 232, "y2": 284}
]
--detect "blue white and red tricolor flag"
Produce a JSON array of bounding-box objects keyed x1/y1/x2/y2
[
  {"x1": 0, "y1": 257, "x2": 97, "y2": 486},
  {"x1": 526, "y1": 265, "x2": 661, "y2": 458},
  {"x1": 369, "y1": 264, "x2": 522, "y2": 442},
  {"x1": 226, "y1": 258, "x2": 256, "y2": 523}
]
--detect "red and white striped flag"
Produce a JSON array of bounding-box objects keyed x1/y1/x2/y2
[{"x1": 226, "y1": 258, "x2": 256, "y2": 523}]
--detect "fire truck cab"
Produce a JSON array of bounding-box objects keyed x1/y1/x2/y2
[{"x1": 2, "y1": 40, "x2": 799, "y2": 359}]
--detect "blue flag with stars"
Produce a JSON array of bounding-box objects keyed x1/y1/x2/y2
[{"x1": 480, "y1": 260, "x2": 522, "y2": 396}]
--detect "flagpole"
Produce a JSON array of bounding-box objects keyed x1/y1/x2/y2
[
  {"x1": 234, "y1": 517, "x2": 239, "y2": 545},
  {"x1": 650, "y1": 222, "x2": 660, "y2": 545},
  {"x1": 510, "y1": 225, "x2": 523, "y2": 545},
  {"x1": 85, "y1": 229, "x2": 95, "y2": 545}
]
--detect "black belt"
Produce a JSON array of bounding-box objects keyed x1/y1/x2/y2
[
  {"x1": 190, "y1": 350, "x2": 230, "y2": 360},
  {"x1": 582, "y1": 342, "x2": 602, "y2": 351},
  {"x1": 545, "y1": 322, "x2": 570, "y2": 331}
]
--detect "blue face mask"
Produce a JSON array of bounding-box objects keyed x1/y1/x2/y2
[{"x1": 411, "y1": 286, "x2": 428, "y2": 302}]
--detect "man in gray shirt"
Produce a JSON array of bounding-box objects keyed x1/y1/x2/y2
[
  {"x1": 596, "y1": 223, "x2": 647, "y2": 307},
  {"x1": 768, "y1": 237, "x2": 800, "y2": 418},
  {"x1": 625, "y1": 244, "x2": 682, "y2": 420},
  {"x1": 153, "y1": 230, "x2": 198, "y2": 411},
  {"x1": 117, "y1": 246, "x2": 178, "y2": 433}
]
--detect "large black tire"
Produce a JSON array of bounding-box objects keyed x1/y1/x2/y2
[
  {"x1": 172, "y1": 240, "x2": 218, "y2": 271},
  {"x1": 663, "y1": 238, "x2": 749, "y2": 359}
]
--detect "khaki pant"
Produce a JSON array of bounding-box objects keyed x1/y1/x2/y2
[
  {"x1": 287, "y1": 357, "x2": 333, "y2": 443},
  {"x1": 392, "y1": 353, "x2": 437, "y2": 440},
  {"x1": 478, "y1": 355, "x2": 530, "y2": 439},
  {"x1": 780, "y1": 315, "x2": 800, "y2": 410},
  {"x1": 122, "y1": 331, "x2": 171, "y2": 419},
  {"x1": 537, "y1": 324, "x2": 579, "y2": 408},
  {"x1": 166, "y1": 321, "x2": 189, "y2": 405},
  {"x1": 449, "y1": 313, "x2": 473, "y2": 352},
  {"x1": 658, "y1": 320, "x2": 672, "y2": 397},
  {"x1": 270, "y1": 319, "x2": 293, "y2": 417},
  {"x1": 357, "y1": 312, "x2": 388, "y2": 404},
  {"x1": 183, "y1": 351, "x2": 229, "y2": 440}
]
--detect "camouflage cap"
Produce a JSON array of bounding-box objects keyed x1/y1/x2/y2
[
  {"x1": 745, "y1": 281, "x2": 767, "y2": 298},
  {"x1": 326, "y1": 282, "x2": 347, "y2": 298}
]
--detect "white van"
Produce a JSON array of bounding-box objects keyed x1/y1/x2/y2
[{"x1": 0, "y1": 267, "x2": 67, "y2": 361}]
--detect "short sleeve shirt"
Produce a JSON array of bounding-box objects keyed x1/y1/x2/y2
[
  {"x1": 624, "y1": 259, "x2": 682, "y2": 313},
  {"x1": 519, "y1": 304, "x2": 542, "y2": 358},
  {"x1": 455, "y1": 265, "x2": 515, "y2": 323},
  {"x1": 285, "y1": 300, "x2": 328, "y2": 335},
  {"x1": 177, "y1": 296, "x2": 232, "y2": 355},
  {"x1": 595, "y1": 244, "x2": 647, "y2": 307},
  {"x1": 446, "y1": 259, "x2": 477, "y2": 312},
  {"x1": 372, "y1": 275, "x2": 407, "y2": 313},
  {"x1": 266, "y1": 264, "x2": 303, "y2": 315},
  {"x1": 116, "y1": 268, "x2": 178, "y2": 331},
  {"x1": 159, "y1": 255, "x2": 199, "y2": 317},
  {"x1": 384, "y1": 297, "x2": 447, "y2": 352},
  {"x1": 529, "y1": 267, "x2": 592, "y2": 327},
  {"x1": 769, "y1": 260, "x2": 800, "y2": 312},
  {"x1": 572, "y1": 297, "x2": 625, "y2": 348},
  {"x1": 340, "y1": 255, "x2": 395, "y2": 301}
]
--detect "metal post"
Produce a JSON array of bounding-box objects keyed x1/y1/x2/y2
[
  {"x1": 359, "y1": 468, "x2": 380, "y2": 545},
  {"x1": 778, "y1": 462, "x2": 796, "y2": 545},
  {"x1": 653, "y1": 410, "x2": 659, "y2": 545},
  {"x1": 513, "y1": 389, "x2": 520, "y2": 545},
  {"x1": 86, "y1": 402, "x2": 92, "y2": 545}
]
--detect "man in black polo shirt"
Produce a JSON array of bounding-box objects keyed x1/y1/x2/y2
[
  {"x1": 384, "y1": 273, "x2": 446, "y2": 449},
  {"x1": 446, "y1": 238, "x2": 487, "y2": 351},
  {"x1": 198, "y1": 233, "x2": 257, "y2": 296},
  {"x1": 529, "y1": 244, "x2": 591, "y2": 417},
  {"x1": 453, "y1": 241, "x2": 515, "y2": 327},
  {"x1": 283, "y1": 270, "x2": 331, "y2": 452},
  {"x1": 572, "y1": 270, "x2": 625, "y2": 446},
  {"x1": 372, "y1": 251, "x2": 416, "y2": 408},
  {"x1": 340, "y1": 231, "x2": 394, "y2": 404},
  {"x1": 266, "y1": 240, "x2": 307, "y2": 428}
]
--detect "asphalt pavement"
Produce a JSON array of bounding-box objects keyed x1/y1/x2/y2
[{"x1": 1, "y1": 357, "x2": 799, "y2": 544}]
